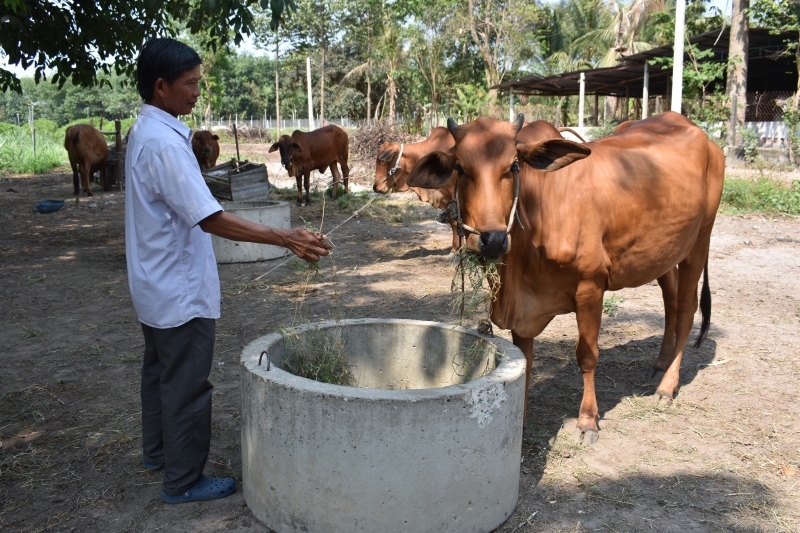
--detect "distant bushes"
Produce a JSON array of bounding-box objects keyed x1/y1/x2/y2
[
  {"x1": 721, "y1": 178, "x2": 800, "y2": 215},
  {"x1": 0, "y1": 129, "x2": 67, "y2": 175}
]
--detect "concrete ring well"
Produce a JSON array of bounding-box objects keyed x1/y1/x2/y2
[{"x1": 240, "y1": 318, "x2": 526, "y2": 533}]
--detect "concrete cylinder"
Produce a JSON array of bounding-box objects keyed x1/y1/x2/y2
[
  {"x1": 212, "y1": 201, "x2": 290, "y2": 263},
  {"x1": 240, "y1": 319, "x2": 526, "y2": 533}
]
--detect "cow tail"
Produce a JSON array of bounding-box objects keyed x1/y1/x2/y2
[
  {"x1": 73, "y1": 131, "x2": 80, "y2": 145},
  {"x1": 693, "y1": 257, "x2": 711, "y2": 349}
]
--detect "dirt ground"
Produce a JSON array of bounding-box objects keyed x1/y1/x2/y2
[{"x1": 1, "y1": 163, "x2": 799, "y2": 533}]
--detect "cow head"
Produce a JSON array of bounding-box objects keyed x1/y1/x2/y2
[
  {"x1": 192, "y1": 130, "x2": 220, "y2": 167},
  {"x1": 269, "y1": 135, "x2": 302, "y2": 175},
  {"x1": 407, "y1": 114, "x2": 590, "y2": 257},
  {"x1": 373, "y1": 142, "x2": 405, "y2": 193}
]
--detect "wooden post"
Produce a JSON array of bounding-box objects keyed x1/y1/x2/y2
[
  {"x1": 642, "y1": 62, "x2": 650, "y2": 119},
  {"x1": 115, "y1": 120, "x2": 123, "y2": 191},
  {"x1": 578, "y1": 72, "x2": 586, "y2": 128},
  {"x1": 233, "y1": 123, "x2": 240, "y2": 161}
]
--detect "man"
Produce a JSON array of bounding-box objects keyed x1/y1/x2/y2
[{"x1": 125, "y1": 38, "x2": 331, "y2": 504}]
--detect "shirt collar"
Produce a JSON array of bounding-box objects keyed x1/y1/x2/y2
[{"x1": 139, "y1": 104, "x2": 192, "y2": 142}]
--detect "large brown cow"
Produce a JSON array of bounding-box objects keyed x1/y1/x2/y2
[
  {"x1": 372, "y1": 127, "x2": 459, "y2": 251},
  {"x1": 269, "y1": 125, "x2": 350, "y2": 206},
  {"x1": 192, "y1": 130, "x2": 220, "y2": 170},
  {"x1": 65, "y1": 124, "x2": 109, "y2": 197},
  {"x1": 407, "y1": 112, "x2": 724, "y2": 445}
]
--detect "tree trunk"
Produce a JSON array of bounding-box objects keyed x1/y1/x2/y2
[
  {"x1": 320, "y1": 46, "x2": 326, "y2": 127},
  {"x1": 275, "y1": 32, "x2": 280, "y2": 139},
  {"x1": 388, "y1": 76, "x2": 396, "y2": 125},
  {"x1": 366, "y1": 10, "x2": 372, "y2": 125},
  {"x1": 726, "y1": 0, "x2": 749, "y2": 147}
]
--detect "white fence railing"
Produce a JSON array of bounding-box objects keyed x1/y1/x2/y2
[{"x1": 208, "y1": 116, "x2": 360, "y2": 131}]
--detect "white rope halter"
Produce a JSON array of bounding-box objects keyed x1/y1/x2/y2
[{"x1": 388, "y1": 143, "x2": 404, "y2": 177}]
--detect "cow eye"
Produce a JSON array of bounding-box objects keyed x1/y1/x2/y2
[{"x1": 454, "y1": 163, "x2": 463, "y2": 173}]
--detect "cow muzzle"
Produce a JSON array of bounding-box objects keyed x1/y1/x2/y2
[{"x1": 478, "y1": 231, "x2": 509, "y2": 257}]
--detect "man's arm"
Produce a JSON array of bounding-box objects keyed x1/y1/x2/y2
[{"x1": 198, "y1": 211, "x2": 332, "y2": 262}]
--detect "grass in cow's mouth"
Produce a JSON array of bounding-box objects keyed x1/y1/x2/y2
[
  {"x1": 280, "y1": 326, "x2": 356, "y2": 386},
  {"x1": 450, "y1": 247, "x2": 502, "y2": 324}
]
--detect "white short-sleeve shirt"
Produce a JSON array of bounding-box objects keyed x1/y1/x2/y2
[{"x1": 125, "y1": 104, "x2": 223, "y2": 329}]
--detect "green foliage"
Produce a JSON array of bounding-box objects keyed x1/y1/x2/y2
[
  {"x1": 741, "y1": 128, "x2": 760, "y2": 164},
  {"x1": 602, "y1": 294, "x2": 624, "y2": 316},
  {"x1": 782, "y1": 95, "x2": 800, "y2": 163},
  {"x1": 0, "y1": 0, "x2": 271, "y2": 93},
  {"x1": 721, "y1": 178, "x2": 800, "y2": 215},
  {"x1": 0, "y1": 132, "x2": 67, "y2": 175}
]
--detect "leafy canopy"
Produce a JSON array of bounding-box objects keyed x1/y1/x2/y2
[{"x1": 0, "y1": 0, "x2": 295, "y2": 93}]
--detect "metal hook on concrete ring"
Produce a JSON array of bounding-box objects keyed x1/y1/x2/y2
[{"x1": 258, "y1": 351, "x2": 271, "y2": 370}]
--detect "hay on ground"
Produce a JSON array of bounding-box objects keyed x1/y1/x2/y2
[{"x1": 281, "y1": 327, "x2": 355, "y2": 386}]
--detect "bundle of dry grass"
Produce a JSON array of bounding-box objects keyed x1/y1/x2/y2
[
  {"x1": 450, "y1": 248, "x2": 502, "y2": 324},
  {"x1": 349, "y1": 122, "x2": 411, "y2": 164},
  {"x1": 280, "y1": 326, "x2": 356, "y2": 386}
]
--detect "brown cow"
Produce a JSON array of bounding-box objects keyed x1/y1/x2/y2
[
  {"x1": 372, "y1": 127, "x2": 459, "y2": 251},
  {"x1": 269, "y1": 125, "x2": 350, "y2": 206},
  {"x1": 64, "y1": 124, "x2": 109, "y2": 197},
  {"x1": 407, "y1": 112, "x2": 724, "y2": 445},
  {"x1": 191, "y1": 130, "x2": 220, "y2": 170}
]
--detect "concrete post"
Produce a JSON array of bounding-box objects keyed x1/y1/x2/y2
[
  {"x1": 671, "y1": 0, "x2": 685, "y2": 114},
  {"x1": 306, "y1": 57, "x2": 315, "y2": 131},
  {"x1": 509, "y1": 90, "x2": 514, "y2": 122},
  {"x1": 642, "y1": 62, "x2": 649, "y2": 119},
  {"x1": 578, "y1": 72, "x2": 586, "y2": 128}
]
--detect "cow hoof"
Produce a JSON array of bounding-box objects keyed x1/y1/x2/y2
[
  {"x1": 296, "y1": 200, "x2": 303, "y2": 207},
  {"x1": 654, "y1": 390, "x2": 675, "y2": 405},
  {"x1": 87, "y1": 192, "x2": 93, "y2": 197},
  {"x1": 572, "y1": 427, "x2": 599, "y2": 446}
]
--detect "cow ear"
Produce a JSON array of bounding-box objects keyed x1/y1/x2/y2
[
  {"x1": 268, "y1": 143, "x2": 280, "y2": 153},
  {"x1": 407, "y1": 151, "x2": 456, "y2": 189},
  {"x1": 212, "y1": 135, "x2": 219, "y2": 141},
  {"x1": 377, "y1": 149, "x2": 396, "y2": 163},
  {"x1": 292, "y1": 142, "x2": 302, "y2": 152},
  {"x1": 517, "y1": 139, "x2": 591, "y2": 172}
]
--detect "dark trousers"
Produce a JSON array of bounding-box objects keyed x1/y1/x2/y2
[{"x1": 140, "y1": 317, "x2": 215, "y2": 496}]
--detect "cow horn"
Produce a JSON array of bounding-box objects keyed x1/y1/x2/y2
[
  {"x1": 447, "y1": 117, "x2": 459, "y2": 137},
  {"x1": 513, "y1": 113, "x2": 525, "y2": 133}
]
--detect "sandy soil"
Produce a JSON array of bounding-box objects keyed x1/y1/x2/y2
[{"x1": 1, "y1": 172, "x2": 799, "y2": 533}]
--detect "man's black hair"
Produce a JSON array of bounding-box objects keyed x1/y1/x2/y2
[{"x1": 137, "y1": 38, "x2": 202, "y2": 101}]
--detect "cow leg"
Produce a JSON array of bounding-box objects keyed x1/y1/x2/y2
[
  {"x1": 71, "y1": 163, "x2": 79, "y2": 196},
  {"x1": 655, "y1": 238, "x2": 711, "y2": 402},
  {"x1": 81, "y1": 162, "x2": 92, "y2": 197},
  {"x1": 511, "y1": 332, "x2": 534, "y2": 426},
  {"x1": 295, "y1": 175, "x2": 303, "y2": 206},
  {"x1": 573, "y1": 282, "x2": 604, "y2": 445},
  {"x1": 449, "y1": 217, "x2": 460, "y2": 253},
  {"x1": 330, "y1": 163, "x2": 342, "y2": 199},
  {"x1": 652, "y1": 267, "x2": 679, "y2": 377},
  {"x1": 304, "y1": 173, "x2": 312, "y2": 206},
  {"x1": 340, "y1": 160, "x2": 350, "y2": 194}
]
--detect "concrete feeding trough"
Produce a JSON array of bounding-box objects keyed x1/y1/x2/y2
[
  {"x1": 212, "y1": 201, "x2": 290, "y2": 263},
  {"x1": 240, "y1": 318, "x2": 526, "y2": 533}
]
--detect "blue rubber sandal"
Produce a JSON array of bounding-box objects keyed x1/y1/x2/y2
[
  {"x1": 142, "y1": 459, "x2": 164, "y2": 471},
  {"x1": 161, "y1": 475, "x2": 236, "y2": 504}
]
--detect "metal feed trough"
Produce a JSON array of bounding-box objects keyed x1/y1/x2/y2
[{"x1": 202, "y1": 159, "x2": 272, "y2": 202}]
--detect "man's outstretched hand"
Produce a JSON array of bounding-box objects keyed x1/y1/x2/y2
[{"x1": 285, "y1": 228, "x2": 332, "y2": 262}]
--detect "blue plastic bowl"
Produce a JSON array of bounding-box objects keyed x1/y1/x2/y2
[{"x1": 36, "y1": 200, "x2": 65, "y2": 214}]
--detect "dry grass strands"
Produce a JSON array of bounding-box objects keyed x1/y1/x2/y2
[
  {"x1": 280, "y1": 326, "x2": 356, "y2": 386},
  {"x1": 450, "y1": 247, "x2": 502, "y2": 324},
  {"x1": 452, "y1": 338, "x2": 495, "y2": 384},
  {"x1": 349, "y1": 123, "x2": 411, "y2": 164}
]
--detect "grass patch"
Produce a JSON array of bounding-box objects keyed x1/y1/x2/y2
[
  {"x1": 22, "y1": 328, "x2": 41, "y2": 339},
  {"x1": 280, "y1": 326, "x2": 355, "y2": 386},
  {"x1": 0, "y1": 133, "x2": 67, "y2": 175},
  {"x1": 720, "y1": 177, "x2": 800, "y2": 215},
  {"x1": 602, "y1": 294, "x2": 624, "y2": 316}
]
